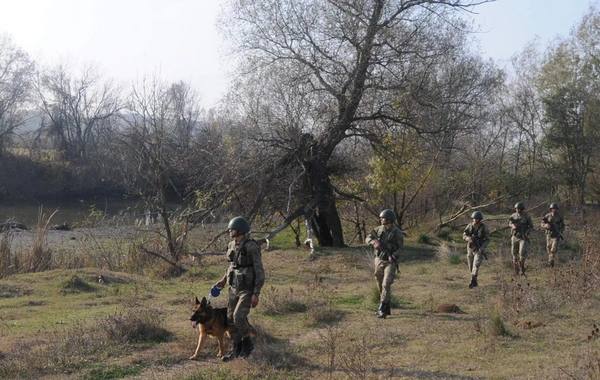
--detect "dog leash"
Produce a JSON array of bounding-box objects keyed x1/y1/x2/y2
[{"x1": 207, "y1": 285, "x2": 223, "y2": 304}]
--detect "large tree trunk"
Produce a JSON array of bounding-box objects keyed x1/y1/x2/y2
[{"x1": 305, "y1": 149, "x2": 345, "y2": 247}]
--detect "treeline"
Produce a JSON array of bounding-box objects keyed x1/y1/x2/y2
[{"x1": 2, "y1": 1, "x2": 600, "y2": 247}]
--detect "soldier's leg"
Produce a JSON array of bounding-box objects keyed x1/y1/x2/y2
[
  {"x1": 467, "y1": 248, "x2": 474, "y2": 273},
  {"x1": 381, "y1": 262, "x2": 396, "y2": 304},
  {"x1": 548, "y1": 237, "x2": 558, "y2": 267},
  {"x1": 232, "y1": 291, "x2": 253, "y2": 339},
  {"x1": 519, "y1": 240, "x2": 528, "y2": 275},
  {"x1": 374, "y1": 257, "x2": 385, "y2": 298},
  {"x1": 226, "y1": 288, "x2": 241, "y2": 340},
  {"x1": 471, "y1": 253, "x2": 483, "y2": 277},
  {"x1": 223, "y1": 288, "x2": 243, "y2": 362},
  {"x1": 511, "y1": 237, "x2": 520, "y2": 274}
]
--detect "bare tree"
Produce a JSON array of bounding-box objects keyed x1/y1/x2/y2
[
  {"x1": 222, "y1": 0, "x2": 499, "y2": 246},
  {"x1": 112, "y1": 76, "x2": 210, "y2": 268},
  {"x1": 0, "y1": 34, "x2": 35, "y2": 152},
  {"x1": 35, "y1": 62, "x2": 122, "y2": 164}
]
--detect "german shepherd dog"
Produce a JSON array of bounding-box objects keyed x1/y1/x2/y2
[{"x1": 189, "y1": 296, "x2": 230, "y2": 359}]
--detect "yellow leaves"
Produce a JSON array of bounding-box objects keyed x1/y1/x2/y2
[{"x1": 367, "y1": 132, "x2": 425, "y2": 195}]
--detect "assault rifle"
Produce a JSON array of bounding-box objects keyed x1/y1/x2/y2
[
  {"x1": 509, "y1": 217, "x2": 530, "y2": 243},
  {"x1": 542, "y1": 216, "x2": 564, "y2": 241},
  {"x1": 378, "y1": 239, "x2": 399, "y2": 271},
  {"x1": 470, "y1": 236, "x2": 488, "y2": 260}
]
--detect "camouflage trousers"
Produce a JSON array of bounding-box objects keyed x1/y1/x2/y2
[
  {"x1": 467, "y1": 247, "x2": 483, "y2": 276},
  {"x1": 227, "y1": 287, "x2": 253, "y2": 341},
  {"x1": 511, "y1": 236, "x2": 528, "y2": 263},
  {"x1": 546, "y1": 235, "x2": 560, "y2": 263},
  {"x1": 374, "y1": 257, "x2": 397, "y2": 303}
]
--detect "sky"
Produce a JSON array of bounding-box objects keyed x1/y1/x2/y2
[{"x1": 0, "y1": 0, "x2": 596, "y2": 109}]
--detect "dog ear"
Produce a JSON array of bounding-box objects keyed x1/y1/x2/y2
[
  {"x1": 201, "y1": 296, "x2": 208, "y2": 306},
  {"x1": 195, "y1": 296, "x2": 201, "y2": 305}
]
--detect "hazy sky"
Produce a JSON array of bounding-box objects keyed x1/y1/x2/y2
[{"x1": 0, "y1": 0, "x2": 596, "y2": 109}]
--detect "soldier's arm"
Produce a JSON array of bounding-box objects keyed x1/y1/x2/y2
[
  {"x1": 249, "y1": 243, "x2": 265, "y2": 296},
  {"x1": 365, "y1": 229, "x2": 378, "y2": 246},
  {"x1": 481, "y1": 225, "x2": 491, "y2": 248},
  {"x1": 463, "y1": 225, "x2": 472, "y2": 242},
  {"x1": 559, "y1": 216, "x2": 565, "y2": 232},
  {"x1": 526, "y1": 216, "x2": 534, "y2": 233},
  {"x1": 391, "y1": 229, "x2": 404, "y2": 257}
]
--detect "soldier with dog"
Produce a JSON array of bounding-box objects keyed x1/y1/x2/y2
[{"x1": 215, "y1": 216, "x2": 265, "y2": 362}]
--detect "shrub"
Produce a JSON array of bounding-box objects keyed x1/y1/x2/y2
[
  {"x1": 100, "y1": 308, "x2": 172, "y2": 344},
  {"x1": 436, "y1": 243, "x2": 464, "y2": 265},
  {"x1": 490, "y1": 312, "x2": 511, "y2": 337},
  {"x1": 417, "y1": 233, "x2": 433, "y2": 245},
  {"x1": 261, "y1": 286, "x2": 308, "y2": 316}
]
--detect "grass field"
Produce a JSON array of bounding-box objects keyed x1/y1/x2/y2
[{"x1": 0, "y1": 220, "x2": 599, "y2": 379}]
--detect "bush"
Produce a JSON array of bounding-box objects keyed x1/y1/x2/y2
[
  {"x1": 436, "y1": 243, "x2": 464, "y2": 265},
  {"x1": 490, "y1": 312, "x2": 511, "y2": 337},
  {"x1": 100, "y1": 308, "x2": 172, "y2": 344},
  {"x1": 417, "y1": 233, "x2": 433, "y2": 245}
]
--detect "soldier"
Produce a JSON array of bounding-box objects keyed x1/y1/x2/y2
[
  {"x1": 508, "y1": 202, "x2": 534, "y2": 275},
  {"x1": 463, "y1": 211, "x2": 490, "y2": 288},
  {"x1": 365, "y1": 209, "x2": 404, "y2": 318},
  {"x1": 215, "y1": 216, "x2": 265, "y2": 362},
  {"x1": 541, "y1": 203, "x2": 565, "y2": 268}
]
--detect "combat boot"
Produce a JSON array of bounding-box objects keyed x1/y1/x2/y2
[
  {"x1": 375, "y1": 302, "x2": 384, "y2": 317},
  {"x1": 376, "y1": 302, "x2": 389, "y2": 319},
  {"x1": 240, "y1": 336, "x2": 254, "y2": 358},
  {"x1": 469, "y1": 275, "x2": 478, "y2": 288},
  {"x1": 519, "y1": 260, "x2": 526, "y2": 276},
  {"x1": 513, "y1": 262, "x2": 520, "y2": 275},
  {"x1": 222, "y1": 339, "x2": 242, "y2": 362}
]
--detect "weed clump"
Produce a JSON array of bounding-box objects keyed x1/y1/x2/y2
[
  {"x1": 60, "y1": 275, "x2": 97, "y2": 294},
  {"x1": 417, "y1": 233, "x2": 433, "y2": 245},
  {"x1": 261, "y1": 286, "x2": 307, "y2": 316},
  {"x1": 490, "y1": 312, "x2": 511, "y2": 337},
  {"x1": 436, "y1": 243, "x2": 463, "y2": 264},
  {"x1": 100, "y1": 308, "x2": 172, "y2": 343}
]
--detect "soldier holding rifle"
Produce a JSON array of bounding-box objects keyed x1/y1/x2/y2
[
  {"x1": 463, "y1": 211, "x2": 490, "y2": 289},
  {"x1": 366, "y1": 209, "x2": 404, "y2": 319},
  {"x1": 509, "y1": 202, "x2": 534, "y2": 275},
  {"x1": 541, "y1": 203, "x2": 565, "y2": 268}
]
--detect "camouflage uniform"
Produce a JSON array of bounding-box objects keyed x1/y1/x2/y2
[
  {"x1": 463, "y1": 221, "x2": 490, "y2": 278},
  {"x1": 365, "y1": 225, "x2": 403, "y2": 305},
  {"x1": 225, "y1": 236, "x2": 265, "y2": 342},
  {"x1": 508, "y1": 212, "x2": 534, "y2": 274},
  {"x1": 541, "y1": 212, "x2": 565, "y2": 266}
]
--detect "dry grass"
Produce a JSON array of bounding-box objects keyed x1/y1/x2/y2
[{"x1": 0, "y1": 222, "x2": 599, "y2": 379}]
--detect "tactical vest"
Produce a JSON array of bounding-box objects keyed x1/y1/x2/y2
[{"x1": 227, "y1": 239, "x2": 257, "y2": 292}]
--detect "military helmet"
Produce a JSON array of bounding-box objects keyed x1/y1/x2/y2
[
  {"x1": 227, "y1": 216, "x2": 250, "y2": 234},
  {"x1": 549, "y1": 202, "x2": 559, "y2": 209},
  {"x1": 514, "y1": 202, "x2": 525, "y2": 210},
  {"x1": 471, "y1": 211, "x2": 483, "y2": 220},
  {"x1": 379, "y1": 209, "x2": 396, "y2": 222}
]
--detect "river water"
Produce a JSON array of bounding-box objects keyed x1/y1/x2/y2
[{"x1": 0, "y1": 198, "x2": 158, "y2": 229}]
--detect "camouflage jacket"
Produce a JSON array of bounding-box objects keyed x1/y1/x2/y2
[
  {"x1": 508, "y1": 212, "x2": 534, "y2": 239},
  {"x1": 226, "y1": 237, "x2": 265, "y2": 296},
  {"x1": 541, "y1": 212, "x2": 565, "y2": 237},
  {"x1": 463, "y1": 222, "x2": 490, "y2": 249},
  {"x1": 365, "y1": 225, "x2": 404, "y2": 259}
]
